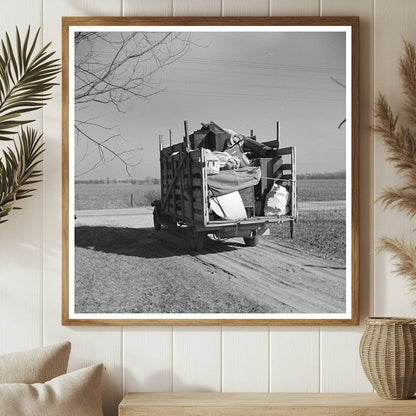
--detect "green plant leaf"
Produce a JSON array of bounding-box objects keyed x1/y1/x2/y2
[
  {"x1": 0, "y1": 27, "x2": 60, "y2": 141},
  {"x1": 0, "y1": 127, "x2": 45, "y2": 222}
]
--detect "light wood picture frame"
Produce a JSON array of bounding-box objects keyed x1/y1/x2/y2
[{"x1": 62, "y1": 16, "x2": 359, "y2": 326}]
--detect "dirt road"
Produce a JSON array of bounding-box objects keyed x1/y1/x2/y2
[{"x1": 75, "y1": 208, "x2": 346, "y2": 314}]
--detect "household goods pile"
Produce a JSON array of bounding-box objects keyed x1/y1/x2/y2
[{"x1": 190, "y1": 122, "x2": 290, "y2": 219}]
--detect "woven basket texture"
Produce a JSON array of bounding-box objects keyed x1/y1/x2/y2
[{"x1": 359, "y1": 317, "x2": 416, "y2": 399}]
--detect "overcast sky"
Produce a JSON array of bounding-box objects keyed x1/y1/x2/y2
[{"x1": 75, "y1": 30, "x2": 346, "y2": 180}]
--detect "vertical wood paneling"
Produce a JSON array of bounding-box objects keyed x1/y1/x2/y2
[
  {"x1": 268, "y1": 0, "x2": 322, "y2": 395},
  {"x1": 222, "y1": 0, "x2": 270, "y2": 16},
  {"x1": 320, "y1": 0, "x2": 375, "y2": 392},
  {"x1": 124, "y1": 328, "x2": 173, "y2": 393},
  {"x1": 42, "y1": 2, "x2": 123, "y2": 415},
  {"x1": 173, "y1": 0, "x2": 222, "y2": 16},
  {"x1": 222, "y1": 327, "x2": 269, "y2": 392},
  {"x1": 373, "y1": 0, "x2": 416, "y2": 317},
  {"x1": 173, "y1": 327, "x2": 221, "y2": 392},
  {"x1": 320, "y1": 328, "x2": 373, "y2": 392},
  {"x1": 0, "y1": 0, "x2": 41, "y2": 33},
  {"x1": 0, "y1": 0, "x2": 43, "y2": 355},
  {"x1": 123, "y1": 0, "x2": 173, "y2": 16},
  {"x1": 270, "y1": 0, "x2": 320, "y2": 16},
  {"x1": 270, "y1": 328, "x2": 320, "y2": 392}
]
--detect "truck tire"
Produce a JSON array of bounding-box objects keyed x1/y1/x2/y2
[
  {"x1": 243, "y1": 236, "x2": 259, "y2": 247},
  {"x1": 152, "y1": 200, "x2": 162, "y2": 231},
  {"x1": 188, "y1": 228, "x2": 205, "y2": 251},
  {"x1": 153, "y1": 209, "x2": 161, "y2": 231}
]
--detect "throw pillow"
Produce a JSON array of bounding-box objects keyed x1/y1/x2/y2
[
  {"x1": 0, "y1": 341, "x2": 71, "y2": 384},
  {"x1": 0, "y1": 363, "x2": 104, "y2": 416}
]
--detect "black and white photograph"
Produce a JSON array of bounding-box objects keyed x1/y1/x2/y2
[{"x1": 63, "y1": 18, "x2": 358, "y2": 324}]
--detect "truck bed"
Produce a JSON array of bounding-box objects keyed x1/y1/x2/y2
[{"x1": 159, "y1": 144, "x2": 297, "y2": 231}]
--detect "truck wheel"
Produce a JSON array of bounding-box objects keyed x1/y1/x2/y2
[
  {"x1": 188, "y1": 228, "x2": 205, "y2": 251},
  {"x1": 243, "y1": 236, "x2": 259, "y2": 247},
  {"x1": 153, "y1": 209, "x2": 161, "y2": 231},
  {"x1": 152, "y1": 200, "x2": 162, "y2": 231}
]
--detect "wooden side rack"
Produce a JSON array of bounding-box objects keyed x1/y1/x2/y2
[{"x1": 119, "y1": 392, "x2": 416, "y2": 415}]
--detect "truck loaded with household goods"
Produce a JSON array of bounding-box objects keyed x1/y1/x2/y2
[{"x1": 152, "y1": 121, "x2": 297, "y2": 250}]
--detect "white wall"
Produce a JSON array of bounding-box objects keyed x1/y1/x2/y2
[{"x1": 1, "y1": 1, "x2": 416, "y2": 415}]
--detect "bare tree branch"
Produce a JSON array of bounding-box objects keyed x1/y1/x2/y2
[
  {"x1": 330, "y1": 76, "x2": 346, "y2": 88},
  {"x1": 330, "y1": 76, "x2": 346, "y2": 129},
  {"x1": 75, "y1": 124, "x2": 142, "y2": 177},
  {"x1": 74, "y1": 31, "x2": 191, "y2": 175}
]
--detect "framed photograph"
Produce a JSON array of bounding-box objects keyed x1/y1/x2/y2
[{"x1": 62, "y1": 17, "x2": 359, "y2": 325}]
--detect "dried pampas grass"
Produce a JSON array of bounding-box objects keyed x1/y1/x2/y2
[
  {"x1": 375, "y1": 40, "x2": 416, "y2": 294},
  {"x1": 378, "y1": 237, "x2": 416, "y2": 293}
]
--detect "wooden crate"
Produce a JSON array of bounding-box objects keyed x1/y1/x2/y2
[
  {"x1": 252, "y1": 146, "x2": 296, "y2": 217},
  {"x1": 253, "y1": 156, "x2": 283, "y2": 215},
  {"x1": 160, "y1": 146, "x2": 208, "y2": 225},
  {"x1": 238, "y1": 186, "x2": 255, "y2": 217}
]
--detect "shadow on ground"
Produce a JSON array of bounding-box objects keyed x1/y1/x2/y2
[{"x1": 75, "y1": 225, "x2": 240, "y2": 259}]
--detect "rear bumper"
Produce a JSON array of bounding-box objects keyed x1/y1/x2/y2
[{"x1": 195, "y1": 215, "x2": 295, "y2": 232}]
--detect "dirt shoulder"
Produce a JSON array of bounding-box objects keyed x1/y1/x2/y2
[{"x1": 74, "y1": 209, "x2": 346, "y2": 314}]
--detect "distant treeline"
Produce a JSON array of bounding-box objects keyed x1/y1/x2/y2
[
  {"x1": 297, "y1": 171, "x2": 346, "y2": 180},
  {"x1": 75, "y1": 177, "x2": 160, "y2": 185}
]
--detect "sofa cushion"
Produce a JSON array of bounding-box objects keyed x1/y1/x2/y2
[
  {"x1": 0, "y1": 342, "x2": 71, "y2": 384},
  {"x1": 0, "y1": 363, "x2": 104, "y2": 416}
]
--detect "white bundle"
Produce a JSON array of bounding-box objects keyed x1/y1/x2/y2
[
  {"x1": 212, "y1": 151, "x2": 240, "y2": 170},
  {"x1": 264, "y1": 184, "x2": 289, "y2": 216}
]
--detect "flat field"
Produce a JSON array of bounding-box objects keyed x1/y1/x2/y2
[
  {"x1": 296, "y1": 178, "x2": 345, "y2": 202},
  {"x1": 75, "y1": 183, "x2": 160, "y2": 210},
  {"x1": 270, "y1": 209, "x2": 346, "y2": 263},
  {"x1": 75, "y1": 179, "x2": 346, "y2": 210}
]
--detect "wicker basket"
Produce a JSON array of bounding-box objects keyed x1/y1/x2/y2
[{"x1": 359, "y1": 317, "x2": 416, "y2": 399}]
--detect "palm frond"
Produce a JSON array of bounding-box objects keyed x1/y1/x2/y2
[
  {"x1": 0, "y1": 27, "x2": 60, "y2": 141},
  {"x1": 0, "y1": 127, "x2": 44, "y2": 223}
]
